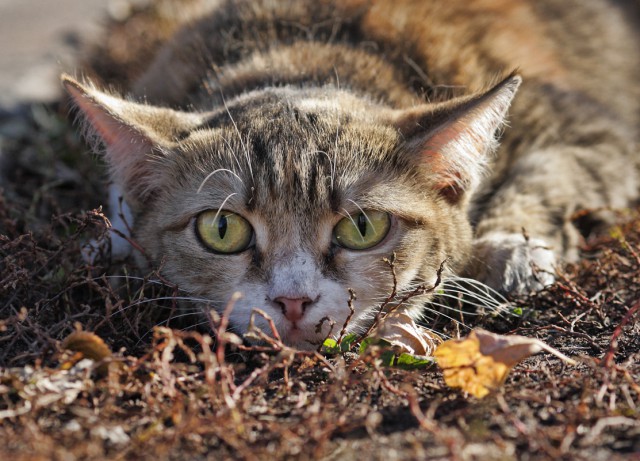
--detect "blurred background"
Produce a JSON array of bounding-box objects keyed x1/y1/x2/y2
[{"x1": 0, "y1": 0, "x2": 110, "y2": 110}]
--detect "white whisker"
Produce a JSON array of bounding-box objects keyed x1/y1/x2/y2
[
  {"x1": 220, "y1": 134, "x2": 244, "y2": 174},
  {"x1": 313, "y1": 149, "x2": 335, "y2": 191},
  {"x1": 197, "y1": 168, "x2": 243, "y2": 194},
  {"x1": 220, "y1": 90, "x2": 254, "y2": 181},
  {"x1": 211, "y1": 193, "x2": 238, "y2": 220}
]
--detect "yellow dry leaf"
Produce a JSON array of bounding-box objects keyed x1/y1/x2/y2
[{"x1": 434, "y1": 329, "x2": 576, "y2": 398}]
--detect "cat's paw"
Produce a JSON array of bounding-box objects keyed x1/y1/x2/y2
[{"x1": 467, "y1": 232, "x2": 556, "y2": 295}]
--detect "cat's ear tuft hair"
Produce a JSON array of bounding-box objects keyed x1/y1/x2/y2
[
  {"x1": 62, "y1": 74, "x2": 206, "y2": 208},
  {"x1": 395, "y1": 74, "x2": 521, "y2": 204}
]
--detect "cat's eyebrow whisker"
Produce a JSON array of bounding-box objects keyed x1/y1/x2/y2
[
  {"x1": 313, "y1": 149, "x2": 335, "y2": 191},
  {"x1": 219, "y1": 90, "x2": 254, "y2": 182},
  {"x1": 210, "y1": 193, "x2": 238, "y2": 221},
  {"x1": 197, "y1": 168, "x2": 244, "y2": 194},
  {"x1": 347, "y1": 199, "x2": 385, "y2": 236},
  {"x1": 340, "y1": 208, "x2": 366, "y2": 242},
  {"x1": 220, "y1": 134, "x2": 244, "y2": 174},
  {"x1": 332, "y1": 112, "x2": 341, "y2": 193}
]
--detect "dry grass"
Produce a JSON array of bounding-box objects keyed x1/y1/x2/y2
[{"x1": 1, "y1": 97, "x2": 639, "y2": 460}]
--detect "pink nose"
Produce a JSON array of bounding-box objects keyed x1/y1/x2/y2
[{"x1": 274, "y1": 297, "x2": 313, "y2": 322}]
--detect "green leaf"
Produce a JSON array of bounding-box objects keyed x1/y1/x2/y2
[
  {"x1": 511, "y1": 307, "x2": 523, "y2": 316},
  {"x1": 359, "y1": 337, "x2": 434, "y2": 369},
  {"x1": 394, "y1": 353, "x2": 435, "y2": 370},
  {"x1": 380, "y1": 350, "x2": 396, "y2": 366},
  {"x1": 322, "y1": 338, "x2": 340, "y2": 354},
  {"x1": 359, "y1": 337, "x2": 393, "y2": 355},
  {"x1": 323, "y1": 334, "x2": 361, "y2": 354},
  {"x1": 339, "y1": 333, "x2": 358, "y2": 352}
]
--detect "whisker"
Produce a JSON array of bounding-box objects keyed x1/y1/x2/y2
[
  {"x1": 197, "y1": 168, "x2": 243, "y2": 194},
  {"x1": 110, "y1": 296, "x2": 213, "y2": 318},
  {"x1": 211, "y1": 193, "x2": 238, "y2": 222},
  {"x1": 219, "y1": 90, "x2": 254, "y2": 181},
  {"x1": 313, "y1": 149, "x2": 334, "y2": 191},
  {"x1": 96, "y1": 275, "x2": 171, "y2": 286},
  {"x1": 340, "y1": 208, "x2": 365, "y2": 242},
  {"x1": 134, "y1": 308, "x2": 209, "y2": 346},
  {"x1": 179, "y1": 319, "x2": 215, "y2": 332},
  {"x1": 332, "y1": 111, "x2": 341, "y2": 192},
  {"x1": 346, "y1": 199, "x2": 369, "y2": 222},
  {"x1": 221, "y1": 135, "x2": 244, "y2": 174},
  {"x1": 439, "y1": 284, "x2": 502, "y2": 305},
  {"x1": 445, "y1": 276, "x2": 510, "y2": 303},
  {"x1": 429, "y1": 293, "x2": 503, "y2": 314}
]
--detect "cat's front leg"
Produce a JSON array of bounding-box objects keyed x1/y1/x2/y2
[{"x1": 467, "y1": 141, "x2": 638, "y2": 295}]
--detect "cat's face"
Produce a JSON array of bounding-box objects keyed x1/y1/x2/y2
[
  {"x1": 63, "y1": 76, "x2": 519, "y2": 348},
  {"x1": 134, "y1": 90, "x2": 474, "y2": 347}
]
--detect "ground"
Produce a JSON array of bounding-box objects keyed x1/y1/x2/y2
[{"x1": 0, "y1": 1, "x2": 639, "y2": 460}]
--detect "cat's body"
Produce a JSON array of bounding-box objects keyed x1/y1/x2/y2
[{"x1": 65, "y1": 0, "x2": 640, "y2": 348}]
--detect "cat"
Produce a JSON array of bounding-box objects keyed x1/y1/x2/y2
[{"x1": 64, "y1": 0, "x2": 640, "y2": 349}]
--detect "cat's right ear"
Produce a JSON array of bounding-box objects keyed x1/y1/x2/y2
[{"x1": 62, "y1": 75, "x2": 206, "y2": 209}]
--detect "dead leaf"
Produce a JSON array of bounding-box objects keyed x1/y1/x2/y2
[
  {"x1": 368, "y1": 312, "x2": 442, "y2": 356},
  {"x1": 61, "y1": 331, "x2": 112, "y2": 364},
  {"x1": 434, "y1": 329, "x2": 576, "y2": 398}
]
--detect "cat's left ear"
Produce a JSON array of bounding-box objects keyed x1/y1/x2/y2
[{"x1": 394, "y1": 74, "x2": 521, "y2": 203}]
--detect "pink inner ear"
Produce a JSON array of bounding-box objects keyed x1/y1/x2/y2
[
  {"x1": 65, "y1": 83, "x2": 129, "y2": 147},
  {"x1": 63, "y1": 79, "x2": 158, "y2": 206},
  {"x1": 418, "y1": 121, "x2": 469, "y2": 187},
  {"x1": 410, "y1": 112, "x2": 496, "y2": 205}
]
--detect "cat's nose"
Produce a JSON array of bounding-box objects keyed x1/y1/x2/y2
[{"x1": 274, "y1": 296, "x2": 313, "y2": 322}]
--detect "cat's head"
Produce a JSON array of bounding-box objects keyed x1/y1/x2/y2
[{"x1": 63, "y1": 75, "x2": 520, "y2": 348}]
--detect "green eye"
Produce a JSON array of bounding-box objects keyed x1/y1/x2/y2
[
  {"x1": 333, "y1": 210, "x2": 391, "y2": 250},
  {"x1": 196, "y1": 210, "x2": 253, "y2": 254}
]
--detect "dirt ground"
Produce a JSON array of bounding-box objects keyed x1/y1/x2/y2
[{"x1": 0, "y1": 2, "x2": 639, "y2": 460}]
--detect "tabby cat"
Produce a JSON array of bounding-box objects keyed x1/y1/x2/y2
[{"x1": 64, "y1": 0, "x2": 640, "y2": 348}]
